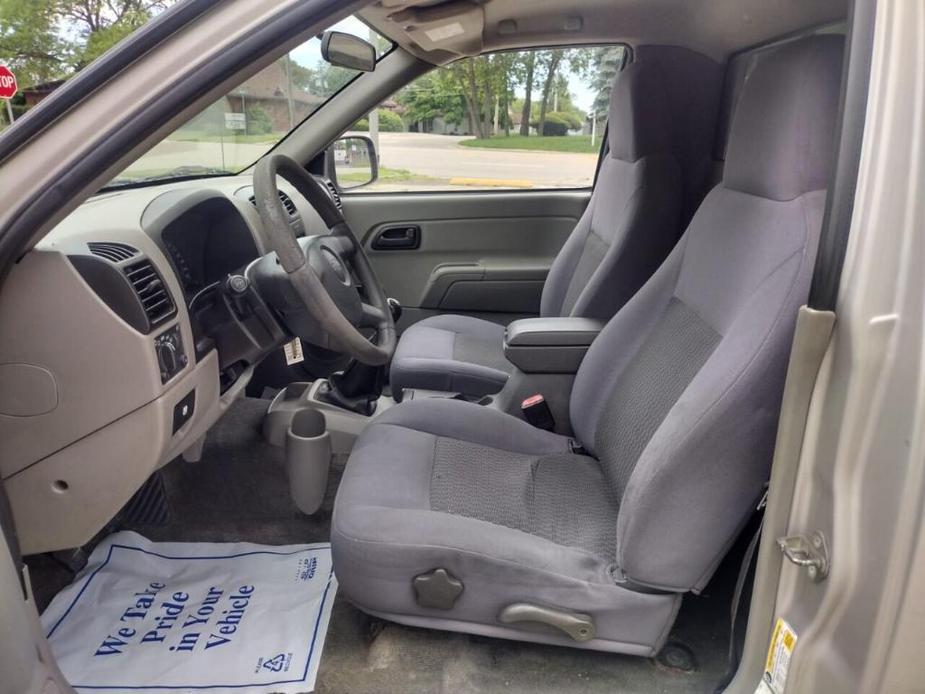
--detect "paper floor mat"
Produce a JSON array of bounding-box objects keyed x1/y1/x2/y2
[{"x1": 41, "y1": 532, "x2": 337, "y2": 693}]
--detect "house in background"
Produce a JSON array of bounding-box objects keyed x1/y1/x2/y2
[
  {"x1": 20, "y1": 80, "x2": 66, "y2": 108},
  {"x1": 226, "y1": 62, "x2": 323, "y2": 132}
]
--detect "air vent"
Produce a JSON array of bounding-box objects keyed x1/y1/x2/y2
[
  {"x1": 124, "y1": 260, "x2": 175, "y2": 327},
  {"x1": 88, "y1": 242, "x2": 138, "y2": 263},
  {"x1": 249, "y1": 190, "x2": 298, "y2": 216},
  {"x1": 323, "y1": 179, "x2": 343, "y2": 210}
]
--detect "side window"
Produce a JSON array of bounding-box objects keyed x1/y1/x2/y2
[{"x1": 343, "y1": 46, "x2": 625, "y2": 193}]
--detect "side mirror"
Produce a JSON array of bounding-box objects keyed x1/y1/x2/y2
[
  {"x1": 328, "y1": 135, "x2": 379, "y2": 191},
  {"x1": 320, "y1": 31, "x2": 376, "y2": 72}
]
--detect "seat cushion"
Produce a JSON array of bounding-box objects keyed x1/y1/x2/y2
[
  {"x1": 332, "y1": 399, "x2": 681, "y2": 655},
  {"x1": 389, "y1": 315, "x2": 512, "y2": 397}
]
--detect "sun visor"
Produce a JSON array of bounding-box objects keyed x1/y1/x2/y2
[{"x1": 387, "y1": 0, "x2": 485, "y2": 57}]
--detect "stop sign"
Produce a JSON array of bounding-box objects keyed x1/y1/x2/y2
[{"x1": 0, "y1": 66, "x2": 17, "y2": 100}]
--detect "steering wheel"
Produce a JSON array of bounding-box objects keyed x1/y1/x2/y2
[{"x1": 253, "y1": 154, "x2": 396, "y2": 366}]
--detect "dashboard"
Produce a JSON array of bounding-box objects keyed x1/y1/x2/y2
[
  {"x1": 0, "y1": 174, "x2": 336, "y2": 554},
  {"x1": 161, "y1": 198, "x2": 259, "y2": 296}
]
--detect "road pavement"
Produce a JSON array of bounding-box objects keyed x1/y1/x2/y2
[{"x1": 373, "y1": 133, "x2": 598, "y2": 189}]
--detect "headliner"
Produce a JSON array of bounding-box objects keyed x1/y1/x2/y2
[{"x1": 359, "y1": 0, "x2": 847, "y2": 64}]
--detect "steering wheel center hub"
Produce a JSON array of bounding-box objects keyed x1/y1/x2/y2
[{"x1": 321, "y1": 246, "x2": 350, "y2": 285}]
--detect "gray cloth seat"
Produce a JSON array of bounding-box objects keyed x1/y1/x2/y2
[
  {"x1": 386, "y1": 314, "x2": 513, "y2": 396},
  {"x1": 390, "y1": 53, "x2": 700, "y2": 397},
  {"x1": 333, "y1": 35, "x2": 844, "y2": 655}
]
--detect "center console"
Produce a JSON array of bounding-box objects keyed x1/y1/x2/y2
[{"x1": 502, "y1": 317, "x2": 605, "y2": 373}]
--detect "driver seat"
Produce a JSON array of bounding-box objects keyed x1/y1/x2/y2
[{"x1": 332, "y1": 35, "x2": 843, "y2": 654}]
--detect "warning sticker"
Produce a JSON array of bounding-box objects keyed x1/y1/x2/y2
[
  {"x1": 284, "y1": 338, "x2": 304, "y2": 366},
  {"x1": 758, "y1": 617, "x2": 798, "y2": 694},
  {"x1": 424, "y1": 22, "x2": 465, "y2": 42}
]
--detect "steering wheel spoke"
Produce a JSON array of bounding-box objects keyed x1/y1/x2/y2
[{"x1": 360, "y1": 302, "x2": 386, "y2": 328}]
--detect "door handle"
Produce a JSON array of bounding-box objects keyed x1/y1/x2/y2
[{"x1": 372, "y1": 225, "x2": 420, "y2": 250}]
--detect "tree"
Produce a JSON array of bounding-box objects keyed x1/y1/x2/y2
[
  {"x1": 539, "y1": 112, "x2": 570, "y2": 136},
  {"x1": 245, "y1": 106, "x2": 272, "y2": 135},
  {"x1": 0, "y1": 0, "x2": 68, "y2": 86},
  {"x1": 441, "y1": 54, "x2": 501, "y2": 138},
  {"x1": 0, "y1": 0, "x2": 174, "y2": 85},
  {"x1": 589, "y1": 46, "x2": 626, "y2": 118},
  {"x1": 536, "y1": 50, "x2": 563, "y2": 139},
  {"x1": 518, "y1": 52, "x2": 535, "y2": 136},
  {"x1": 55, "y1": 1, "x2": 173, "y2": 67},
  {"x1": 377, "y1": 109, "x2": 402, "y2": 132}
]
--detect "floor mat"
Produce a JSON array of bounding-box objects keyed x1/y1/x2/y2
[{"x1": 41, "y1": 532, "x2": 336, "y2": 694}]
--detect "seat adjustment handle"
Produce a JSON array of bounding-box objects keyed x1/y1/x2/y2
[{"x1": 498, "y1": 602, "x2": 596, "y2": 642}]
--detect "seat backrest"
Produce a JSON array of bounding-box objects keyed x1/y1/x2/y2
[
  {"x1": 540, "y1": 47, "x2": 721, "y2": 321},
  {"x1": 569, "y1": 35, "x2": 844, "y2": 592}
]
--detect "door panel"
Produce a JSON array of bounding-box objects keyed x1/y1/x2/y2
[{"x1": 341, "y1": 190, "x2": 590, "y2": 329}]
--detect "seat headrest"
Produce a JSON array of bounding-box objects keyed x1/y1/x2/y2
[
  {"x1": 608, "y1": 60, "x2": 673, "y2": 162},
  {"x1": 724, "y1": 34, "x2": 845, "y2": 201}
]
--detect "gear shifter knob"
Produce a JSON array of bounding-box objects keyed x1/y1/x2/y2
[{"x1": 387, "y1": 297, "x2": 403, "y2": 322}]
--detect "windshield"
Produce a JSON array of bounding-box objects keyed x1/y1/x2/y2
[{"x1": 105, "y1": 16, "x2": 388, "y2": 189}]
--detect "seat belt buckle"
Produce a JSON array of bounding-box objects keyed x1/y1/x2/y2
[{"x1": 521, "y1": 394, "x2": 555, "y2": 431}]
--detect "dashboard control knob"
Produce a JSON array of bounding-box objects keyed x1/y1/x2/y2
[{"x1": 156, "y1": 340, "x2": 178, "y2": 377}]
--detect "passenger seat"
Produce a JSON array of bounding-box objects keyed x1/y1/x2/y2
[{"x1": 390, "y1": 52, "x2": 717, "y2": 398}]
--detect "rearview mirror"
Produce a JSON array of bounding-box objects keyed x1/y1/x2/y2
[
  {"x1": 328, "y1": 136, "x2": 379, "y2": 190},
  {"x1": 320, "y1": 31, "x2": 376, "y2": 72}
]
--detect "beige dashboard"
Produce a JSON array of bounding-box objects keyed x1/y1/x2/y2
[{"x1": 0, "y1": 176, "x2": 324, "y2": 554}]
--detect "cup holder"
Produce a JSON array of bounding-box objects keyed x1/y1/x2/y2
[{"x1": 285, "y1": 409, "x2": 331, "y2": 515}]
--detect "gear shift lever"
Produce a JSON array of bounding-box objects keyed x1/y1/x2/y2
[
  {"x1": 317, "y1": 298, "x2": 402, "y2": 415},
  {"x1": 388, "y1": 297, "x2": 403, "y2": 323},
  {"x1": 319, "y1": 359, "x2": 384, "y2": 415}
]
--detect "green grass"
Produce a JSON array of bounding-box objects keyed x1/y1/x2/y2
[{"x1": 459, "y1": 135, "x2": 600, "y2": 154}]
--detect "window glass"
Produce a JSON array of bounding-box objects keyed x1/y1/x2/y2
[
  {"x1": 105, "y1": 16, "x2": 389, "y2": 188},
  {"x1": 350, "y1": 45, "x2": 625, "y2": 193}
]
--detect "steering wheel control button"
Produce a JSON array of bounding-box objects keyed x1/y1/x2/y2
[
  {"x1": 172, "y1": 389, "x2": 196, "y2": 434},
  {"x1": 154, "y1": 325, "x2": 186, "y2": 384}
]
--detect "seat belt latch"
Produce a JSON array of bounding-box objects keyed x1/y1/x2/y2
[{"x1": 521, "y1": 394, "x2": 555, "y2": 431}]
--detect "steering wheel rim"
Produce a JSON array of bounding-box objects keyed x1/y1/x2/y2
[{"x1": 253, "y1": 153, "x2": 396, "y2": 366}]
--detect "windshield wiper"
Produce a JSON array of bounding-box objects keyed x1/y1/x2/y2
[
  {"x1": 100, "y1": 165, "x2": 236, "y2": 191},
  {"x1": 140, "y1": 165, "x2": 235, "y2": 182}
]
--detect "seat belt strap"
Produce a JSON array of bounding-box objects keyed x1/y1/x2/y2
[{"x1": 714, "y1": 486, "x2": 768, "y2": 692}]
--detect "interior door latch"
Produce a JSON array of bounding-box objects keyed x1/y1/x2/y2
[{"x1": 777, "y1": 531, "x2": 829, "y2": 582}]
